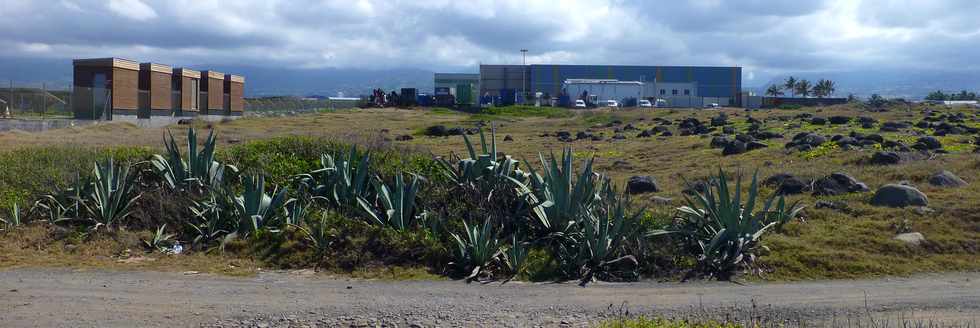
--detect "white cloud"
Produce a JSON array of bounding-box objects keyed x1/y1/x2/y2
[
  {"x1": 107, "y1": 0, "x2": 158, "y2": 21},
  {"x1": 1, "y1": 0, "x2": 980, "y2": 84}
]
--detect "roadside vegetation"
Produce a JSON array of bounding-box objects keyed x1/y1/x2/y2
[{"x1": 1, "y1": 101, "x2": 978, "y2": 282}]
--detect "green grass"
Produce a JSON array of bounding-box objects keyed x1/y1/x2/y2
[{"x1": 475, "y1": 105, "x2": 572, "y2": 119}]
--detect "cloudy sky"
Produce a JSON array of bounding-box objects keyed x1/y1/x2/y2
[{"x1": 1, "y1": 0, "x2": 979, "y2": 88}]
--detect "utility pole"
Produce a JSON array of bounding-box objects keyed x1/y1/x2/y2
[{"x1": 520, "y1": 49, "x2": 528, "y2": 105}]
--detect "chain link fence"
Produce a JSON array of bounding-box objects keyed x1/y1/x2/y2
[
  {"x1": 0, "y1": 79, "x2": 74, "y2": 118},
  {"x1": 244, "y1": 97, "x2": 363, "y2": 115}
]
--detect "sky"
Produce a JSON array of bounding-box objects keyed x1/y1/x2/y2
[{"x1": 1, "y1": 0, "x2": 979, "y2": 91}]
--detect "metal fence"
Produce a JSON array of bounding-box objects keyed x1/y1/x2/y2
[
  {"x1": 244, "y1": 97, "x2": 363, "y2": 115},
  {"x1": 0, "y1": 80, "x2": 74, "y2": 118}
]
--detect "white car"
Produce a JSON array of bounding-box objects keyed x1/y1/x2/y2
[
  {"x1": 606, "y1": 100, "x2": 619, "y2": 108},
  {"x1": 574, "y1": 99, "x2": 587, "y2": 108},
  {"x1": 638, "y1": 99, "x2": 653, "y2": 107},
  {"x1": 655, "y1": 99, "x2": 668, "y2": 108}
]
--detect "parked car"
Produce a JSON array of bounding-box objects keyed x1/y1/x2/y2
[
  {"x1": 574, "y1": 99, "x2": 587, "y2": 108},
  {"x1": 606, "y1": 100, "x2": 619, "y2": 108},
  {"x1": 655, "y1": 99, "x2": 668, "y2": 108},
  {"x1": 704, "y1": 103, "x2": 720, "y2": 109},
  {"x1": 639, "y1": 99, "x2": 653, "y2": 107}
]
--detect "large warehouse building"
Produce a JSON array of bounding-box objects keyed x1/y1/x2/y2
[{"x1": 477, "y1": 64, "x2": 742, "y2": 107}]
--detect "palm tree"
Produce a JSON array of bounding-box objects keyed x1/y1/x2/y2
[
  {"x1": 795, "y1": 79, "x2": 812, "y2": 98},
  {"x1": 784, "y1": 76, "x2": 797, "y2": 97},
  {"x1": 765, "y1": 84, "x2": 784, "y2": 97},
  {"x1": 813, "y1": 79, "x2": 835, "y2": 98}
]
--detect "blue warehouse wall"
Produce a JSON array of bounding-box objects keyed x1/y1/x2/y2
[{"x1": 529, "y1": 65, "x2": 740, "y2": 99}]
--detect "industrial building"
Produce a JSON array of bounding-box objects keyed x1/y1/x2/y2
[
  {"x1": 477, "y1": 64, "x2": 742, "y2": 107},
  {"x1": 71, "y1": 58, "x2": 245, "y2": 120},
  {"x1": 433, "y1": 73, "x2": 479, "y2": 106}
]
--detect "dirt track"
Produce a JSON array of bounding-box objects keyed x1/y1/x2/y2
[{"x1": 0, "y1": 269, "x2": 977, "y2": 327}]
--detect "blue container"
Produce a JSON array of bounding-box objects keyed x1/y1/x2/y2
[
  {"x1": 557, "y1": 95, "x2": 571, "y2": 108},
  {"x1": 499, "y1": 89, "x2": 516, "y2": 106},
  {"x1": 416, "y1": 94, "x2": 433, "y2": 107}
]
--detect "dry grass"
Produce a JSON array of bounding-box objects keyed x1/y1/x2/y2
[{"x1": 1, "y1": 104, "x2": 977, "y2": 280}]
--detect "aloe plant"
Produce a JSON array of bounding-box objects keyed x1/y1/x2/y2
[
  {"x1": 357, "y1": 173, "x2": 425, "y2": 230},
  {"x1": 234, "y1": 174, "x2": 291, "y2": 236},
  {"x1": 83, "y1": 159, "x2": 141, "y2": 230},
  {"x1": 150, "y1": 128, "x2": 237, "y2": 191},
  {"x1": 676, "y1": 169, "x2": 803, "y2": 280},
  {"x1": 33, "y1": 173, "x2": 90, "y2": 224},
  {"x1": 188, "y1": 187, "x2": 237, "y2": 250},
  {"x1": 450, "y1": 218, "x2": 503, "y2": 282},
  {"x1": 436, "y1": 125, "x2": 526, "y2": 186},
  {"x1": 297, "y1": 147, "x2": 372, "y2": 213}
]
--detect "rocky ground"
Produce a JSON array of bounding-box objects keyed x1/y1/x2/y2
[{"x1": 1, "y1": 269, "x2": 978, "y2": 327}]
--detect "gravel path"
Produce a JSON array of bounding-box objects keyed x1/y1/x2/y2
[{"x1": 0, "y1": 269, "x2": 977, "y2": 327}]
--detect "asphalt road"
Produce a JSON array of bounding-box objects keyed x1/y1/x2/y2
[{"x1": 1, "y1": 269, "x2": 977, "y2": 327}]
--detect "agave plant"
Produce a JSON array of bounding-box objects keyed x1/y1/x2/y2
[
  {"x1": 287, "y1": 183, "x2": 323, "y2": 226},
  {"x1": 82, "y1": 159, "x2": 141, "y2": 230},
  {"x1": 514, "y1": 148, "x2": 607, "y2": 239},
  {"x1": 150, "y1": 128, "x2": 237, "y2": 191},
  {"x1": 502, "y1": 231, "x2": 529, "y2": 282},
  {"x1": 233, "y1": 174, "x2": 291, "y2": 236},
  {"x1": 436, "y1": 125, "x2": 527, "y2": 186},
  {"x1": 297, "y1": 147, "x2": 372, "y2": 213},
  {"x1": 575, "y1": 198, "x2": 642, "y2": 286},
  {"x1": 676, "y1": 169, "x2": 803, "y2": 281},
  {"x1": 188, "y1": 187, "x2": 237, "y2": 250},
  {"x1": 32, "y1": 174, "x2": 89, "y2": 224},
  {"x1": 142, "y1": 224, "x2": 177, "y2": 252},
  {"x1": 357, "y1": 173, "x2": 425, "y2": 230},
  {"x1": 1, "y1": 203, "x2": 21, "y2": 229},
  {"x1": 450, "y1": 218, "x2": 503, "y2": 282},
  {"x1": 292, "y1": 214, "x2": 335, "y2": 271}
]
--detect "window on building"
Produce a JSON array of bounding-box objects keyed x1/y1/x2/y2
[
  {"x1": 672, "y1": 89, "x2": 678, "y2": 95},
  {"x1": 660, "y1": 89, "x2": 666, "y2": 95},
  {"x1": 684, "y1": 89, "x2": 690, "y2": 95}
]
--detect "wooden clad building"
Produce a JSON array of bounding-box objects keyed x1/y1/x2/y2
[
  {"x1": 172, "y1": 68, "x2": 201, "y2": 115},
  {"x1": 72, "y1": 58, "x2": 139, "y2": 119},
  {"x1": 139, "y1": 63, "x2": 173, "y2": 116},
  {"x1": 200, "y1": 70, "x2": 225, "y2": 115},
  {"x1": 224, "y1": 74, "x2": 245, "y2": 115}
]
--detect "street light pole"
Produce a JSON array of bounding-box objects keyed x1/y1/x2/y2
[{"x1": 520, "y1": 49, "x2": 528, "y2": 105}]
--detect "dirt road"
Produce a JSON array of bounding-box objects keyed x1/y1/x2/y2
[{"x1": 0, "y1": 269, "x2": 977, "y2": 327}]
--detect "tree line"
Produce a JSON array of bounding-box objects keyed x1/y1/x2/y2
[
  {"x1": 925, "y1": 90, "x2": 977, "y2": 101},
  {"x1": 765, "y1": 77, "x2": 836, "y2": 98}
]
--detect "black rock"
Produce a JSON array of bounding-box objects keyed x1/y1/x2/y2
[
  {"x1": 722, "y1": 140, "x2": 747, "y2": 155},
  {"x1": 746, "y1": 141, "x2": 768, "y2": 151},
  {"x1": 722, "y1": 126, "x2": 735, "y2": 134},
  {"x1": 870, "y1": 151, "x2": 901, "y2": 165},
  {"x1": 612, "y1": 133, "x2": 627, "y2": 140},
  {"x1": 870, "y1": 184, "x2": 928, "y2": 208},
  {"x1": 829, "y1": 116, "x2": 851, "y2": 124},
  {"x1": 424, "y1": 125, "x2": 448, "y2": 136},
  {"x1": 810, "y1": 117, "x2": 827, "y2": 125},
  {"x1": 447, "y1": 127, "x2": 465, "y2": 136},
  {"x1": 912, "y1": 136, "x2": 942, "y2": 150},
  {"x1": 710, "y1": 136, "x2": 731, "y2": 149},
  {"x1": 812, "y1": 173, "x2": 870, "y2": 196},
  {"x1": 764, "y1": 173, "x2": 809, "y2": 195},
  {"x1": 626, "y1": 176, "x2": 661, "y2": 194},
  {"x1": 395, "y1": 135, "x2": 414, "y2": 141},
  {"x1": 928, "y1": 170, "x2": 967, "y2": 188},
  {"x1": 503, "y1": 135, "x2": 514, "y2": 141}
]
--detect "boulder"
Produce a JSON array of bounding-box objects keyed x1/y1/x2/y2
[
  {"x1": 812, "y1": 173, "x2": 870, "y2": 196},
  {"x1": 764, "y1": 173, "x2": 808, "y2": 195},
  {"x1": 710, "y1": 136, "x2": 732, "y2": 149},
  {"x1": 870, "y1": 184, "x2": 928, "y2": 207},
  {"x1": 746, "y1": 141, "x2": 768, "y2": 151},
  {"x1": 722, "y1": 140, "x2": 747, "y2": 156},
  {"x1": 810, "y1": 117, "x2": 827, "y2": 125},
  {"x1": 928, "y1": 170, "x2": 967, "y2": 188},
  {"x1": 424, "y1": 125, "x2": 449, "y2": 136},
  {"x1": 722, "y1": 126, "x2": 735, "y2": 134},
  {"x1": 503, "y1": 135, "x2": 514, "y2": 141},
  {"x1": 626, "y1": 176, "x2": 661, "y2": 194},
  {"x1": 829, "y1": 116, "x2": 851, "y2": 124},
  {"x1": 894, "y1": 232, "x2": 926, "y2": 246},
  {"x1": 912, "y1": 136, "x2": 942, "y2": 150},
  {"x1": 870, "y1": 151, "x2": 902, "y2": 165}
]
